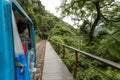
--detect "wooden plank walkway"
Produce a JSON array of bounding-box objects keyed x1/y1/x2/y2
[{"x1": 42, "y1": 41, "x2": 74, "y2": 80}]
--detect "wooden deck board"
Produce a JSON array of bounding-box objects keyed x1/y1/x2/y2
[{"x1": 42, "y1": 41, "x2": 74, "y2": 80}]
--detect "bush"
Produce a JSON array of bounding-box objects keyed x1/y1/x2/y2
[
  {"x1": 35, "y1": 35, "x2": 40, "y2": 42},
  {"x1": 51, "y1": 36, "x2": 64, "y2": 43}
]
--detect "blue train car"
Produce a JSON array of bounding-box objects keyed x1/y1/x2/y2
[{"x1": 0, "y1": 0, "x2": 36, "y2": 80}]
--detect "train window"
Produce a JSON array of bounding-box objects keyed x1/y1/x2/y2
[{"x1": 13, "y1": 11, "x2": 32, "y2": 50}]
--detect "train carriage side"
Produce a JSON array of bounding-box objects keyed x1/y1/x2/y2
[{"x1": 0, "y1": 0, "x2": 36, "y2": 80}]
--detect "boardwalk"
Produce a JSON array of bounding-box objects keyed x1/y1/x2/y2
[{"x1": 42, "y1": 41, "x2": 74, "y2": 80}]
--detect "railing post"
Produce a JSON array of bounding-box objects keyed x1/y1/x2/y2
[
  {"x1": 73, "y1": 51, "x2": 78, "y2": 79},
  {"x1": 58, "y1": 44, "x2": 60, "y2": 54},
  {"x1": 55, "y1": 43, "x2": 57, "y2": 51},
  {"x1": 62, "y1": 46, "x2": 65, "y2": 59}
]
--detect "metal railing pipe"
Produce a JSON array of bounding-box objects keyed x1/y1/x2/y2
[{"x1": 52, "y1": 40, "x2": 120, "y2": 70}]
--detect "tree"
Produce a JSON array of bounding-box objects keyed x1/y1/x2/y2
[{"x1": 59, "y1": 0, "x2": 120, "y2": 45}]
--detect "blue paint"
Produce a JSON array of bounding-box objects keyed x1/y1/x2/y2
[
  {"x1": 11, "y1": 0, "x2": 36, "y2": 79},
  {"x1": 26, "y1": 42, "x2": 29, "y2": 64},
  {"x1": 0, "y1": 0, "x2": 36, "y2": 80},
  {"x1": 31, "y1": 25, "x2": 36, "y2": 68},
  {"x1": 15, "y1": 53, "x2": 31, "y2": 80},
  {"x1": 0, "y1": 0, "x2": 15, "y2": 80},
  {"x1": 5, "y1": 1, "x2": 15, "y2": 80},
  {"x1": 11, "y1": 0, "x2": 33, "y2": 24}
]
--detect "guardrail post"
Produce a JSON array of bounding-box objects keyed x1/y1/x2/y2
[
  {"x1": 55, "y1": 43, "x2": 57, "y2": 51},
  {"x1": 62, "y1": 46, "x2": 65, "y2": 59},
  {"x1": 73, "y1": 51, "x2": 78, "y2": 79},
  {"x1": 56, "y1": 43, "x2": 58, "y2": 53},
  {"x1": 58, "y1": 44, "x2": 60, "y2": 54}
]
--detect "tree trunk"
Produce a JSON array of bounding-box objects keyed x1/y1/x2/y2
[{"x1": 89, "y1": 1, "x2": 101, "y2": 45}]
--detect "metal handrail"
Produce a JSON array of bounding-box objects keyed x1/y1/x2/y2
[
  {"x1": 51, "y1": 40, "x2": 120, "y2": 78},
  {"x1": 53, "y1": 41, "x2": 120, "y2": 69}
]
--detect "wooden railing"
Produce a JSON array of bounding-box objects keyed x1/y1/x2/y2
[{"x1": 51, "y1": 40, "x2": 120, "y2": 79}]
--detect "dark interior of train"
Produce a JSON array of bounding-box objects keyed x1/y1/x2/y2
[
  {"x1": 14, "y1": 11, "x2": 30, "y2": 34},
  {"x1": 13, "y1": 11, "x2": 32, "y2": 50}
]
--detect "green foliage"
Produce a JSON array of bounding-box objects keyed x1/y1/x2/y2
[
  {"x1": 63, "y1": 53, "x2": 75, "y2": 72},
  {"x1": 97, "y1": 31, "x2": 120, "y2": 62},
  {"x1": 17, "y1": 0, "x2": 76, "y2": 40},
  {"x1": 59, "y1": 0, "x2": 120, "y2": 44},
  {"x1": 51, "y1": 36, "x2": 64, "y2": 43},
  {"x1": 17, "y1": 0, "x2": 46, "y2": 29},
  {"x1": 35, "y1": 35, "x2": 40, "y2": 43}
]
